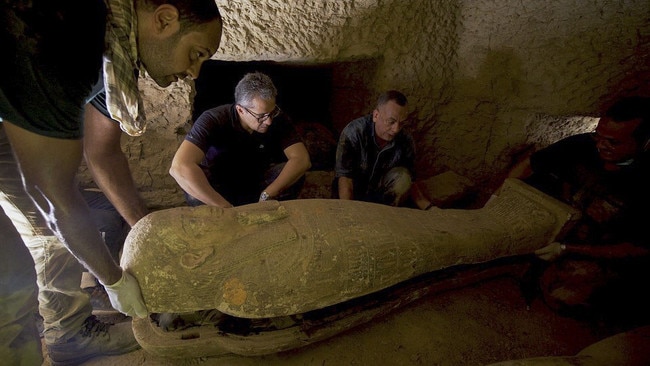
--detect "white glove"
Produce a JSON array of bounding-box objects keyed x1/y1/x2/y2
[
  {"x1": 534, "y1": 242, "x2": 566, "y2": 261},
  {"x1": 103, "y1": 270, "x2": 148, "y2": 318}
]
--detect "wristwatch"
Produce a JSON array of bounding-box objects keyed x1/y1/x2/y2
[{"x1": 259, "y1": 191, "x2": 270, "y2": 202}]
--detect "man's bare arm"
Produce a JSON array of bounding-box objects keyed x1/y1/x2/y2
[
  {"x1": 169, "y1": 140, "x2": 233, "y2": 207},
  {"x1": 83, "y1": 103, "x2": 148, "y2": 226},
  {"x1": 338, "y1": 176, "x2": 354, "y2": 200},
  {"x1": 263, "y1": 142, "x2": 311, "y2": 198},
  {"x1": 4, "y1": 122, "x2": 122, "y2": 285}
]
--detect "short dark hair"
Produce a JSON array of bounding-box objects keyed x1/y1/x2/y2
[
  {"x1": 376, "y1": 90, "x2": 408, "y2": 109},
  {"x1": 605, "y1": 96, "x2": 650, "y2": 145},
  {"x1": 141, "y1": 0, "x2": 222, "y2": 28}
]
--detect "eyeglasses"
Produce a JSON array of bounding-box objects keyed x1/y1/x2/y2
[
  {"x1": 590, "y1": 132, "x2": 624, "y2": 148},
  {"x1": 240, "y1": 105, "x2": 281, "y2": 124}
]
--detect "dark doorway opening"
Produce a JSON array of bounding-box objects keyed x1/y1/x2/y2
[
  {"x1": 192, "y1": 59, "x2": 379, "y2": 170},
  {"x1": 193, "y1": 60, "x2": 331, "y2": 127}
]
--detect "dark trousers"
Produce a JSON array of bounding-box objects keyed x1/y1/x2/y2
[{"x1": 186, "y1": 163, "x2": 305, "y2": 207}]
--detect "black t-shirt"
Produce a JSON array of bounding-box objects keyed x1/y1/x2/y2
[
  {"x1": 0, "y1": 1, "x2": 107, "y2": 139},
  {"x1": 185, "y1": 104, "x2": 302, "y2": 205}
]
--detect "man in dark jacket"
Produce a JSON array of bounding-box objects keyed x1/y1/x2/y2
[{"x1": 335, "y1": 90, "x2": 432, "y2": 209}]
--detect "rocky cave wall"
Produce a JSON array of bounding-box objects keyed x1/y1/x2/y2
[{"x1": 78, "y1": 0, "x2": 650, "y2": 209}]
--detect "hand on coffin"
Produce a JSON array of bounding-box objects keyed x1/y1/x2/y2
[
  {"x1": 534, "y1": 242, "x2": 565, "y2": 261},
  {"x1": 103, "y1": 270, "x2": 148, "y2": 318}
]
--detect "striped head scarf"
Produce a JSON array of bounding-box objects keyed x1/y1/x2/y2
[{"x1": 103, "y1": 0, "x2": 147, "y2": 136}]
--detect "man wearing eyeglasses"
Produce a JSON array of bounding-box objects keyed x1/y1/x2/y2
[
  {"x1": 508, "y1": 96, "x2": 650, "y2": 321},
  {"x1": 170, "y1": 72, "x2": 311, "y2": 207}
]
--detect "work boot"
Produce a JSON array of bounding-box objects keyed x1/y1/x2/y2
[
  {"x1": 81, "y1": 271, "x2": 117, "y2": 314},
  {"x1": 83, "y1": 284, "x2": 118, "y2": 314},
  {"x1": 46, "y1": 315, "x2": 140, "y2": 365}
]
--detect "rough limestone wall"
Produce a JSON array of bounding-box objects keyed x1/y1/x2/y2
[
  {"x1": 78, "y1": 77, "x2": 194, "y2": 209},
  {"x1": 213, "y1": 0, "x2": 459, "y2": 134},
  {"x1": 79, "y1": 0, "x2": 650, "y2": 208},
  {"x1": 439, "y1": 0, "x2": 650, "y2": 192}
]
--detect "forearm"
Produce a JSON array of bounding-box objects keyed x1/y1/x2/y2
[
  {"x1": 83, "y1": 103, "x2": 148, "y2": 226},
  {"x1": 507, "y1": 156, "x2": 533, "y2": 179},
  {"x1": 264, "y1": 158, "x2": 311, "y2": 197},
  {"x1": 338, "y1": 176, "x2": 354, "y2": 200},
  {"x1": 85, "y1": 151, "x2": 148, "y2": 226},
  {"x1": 170, "y1": 164, "x2": 232, "y2": 207},
  {"x1": 410, "y1": 181, "x2": 433, "y2": 210},
  {"x1": 4, "y1": 122, "x2": 123, "y2": 285},
  {"x1": 563, "y1": 241, "x2": 650, "y2": 260},
  {"x1": 49, "y1": 189, "x2": 123, "y2": 285}
]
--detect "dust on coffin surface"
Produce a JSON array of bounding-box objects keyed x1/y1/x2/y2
[{"x1": 122, "y1": 179, "x2": 579, "y2": 317}]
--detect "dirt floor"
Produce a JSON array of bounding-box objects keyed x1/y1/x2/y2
[{"x1": 40, "y1": 268, "x2": 646, "y2": 366}]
